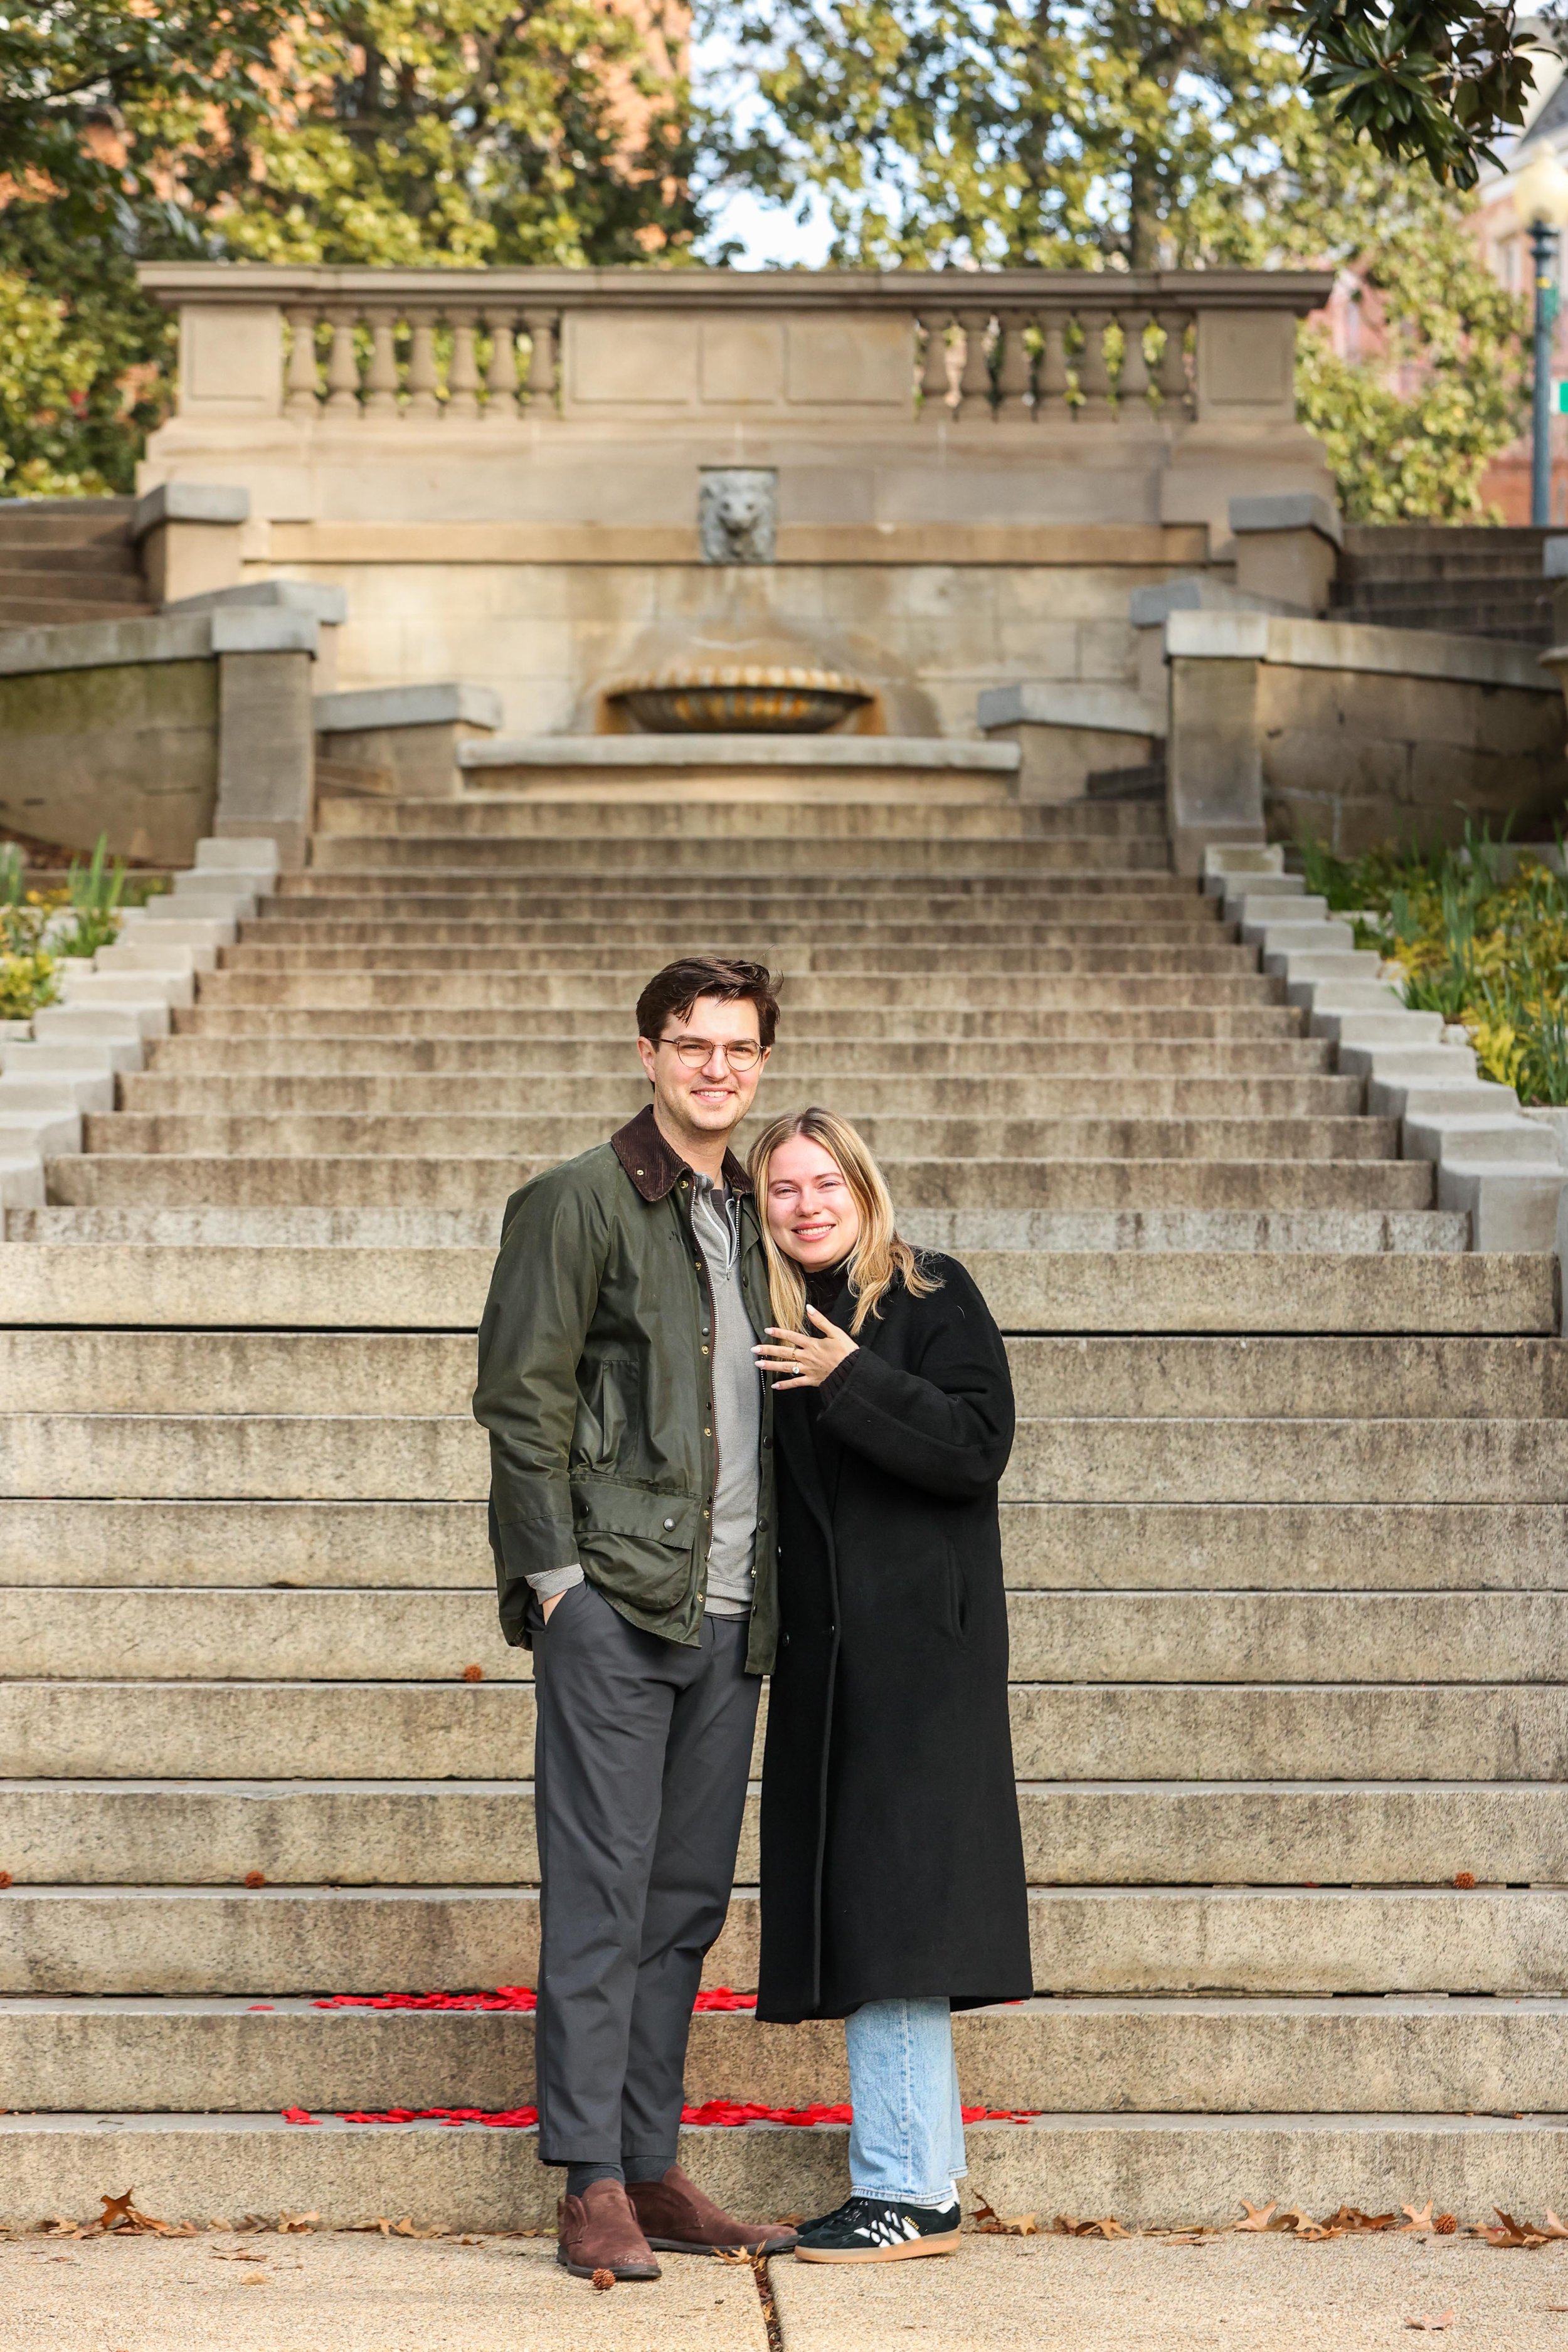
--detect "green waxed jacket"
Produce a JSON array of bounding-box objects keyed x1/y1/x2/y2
[{"x1": 473, "y1": 1103, "x2": 778, "y2": 1675}]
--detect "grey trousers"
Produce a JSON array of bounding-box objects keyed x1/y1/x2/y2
[{"x1": 530, "y1": 1578, "x2": 760, "y2": 2173}]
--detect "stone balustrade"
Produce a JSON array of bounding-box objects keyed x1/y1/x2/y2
[{"x1": 139, "y1": 264, "x2": 1330, "y2": 432}]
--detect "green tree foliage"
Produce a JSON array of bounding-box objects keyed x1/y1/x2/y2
[
  {"x1": 702, "y1": 0, "x2": 1526, "y2": 518},
  {"x1": 0, "y1": 0, "x2": 696, "y2": 493}
]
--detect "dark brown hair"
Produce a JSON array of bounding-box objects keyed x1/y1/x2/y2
[{"x1": 635, "y1": 956, "x2": 780, "y2": 1051}]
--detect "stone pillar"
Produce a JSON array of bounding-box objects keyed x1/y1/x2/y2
[
  {"x1": 132, "y1": 483, "x2": 251, "y2": 607},
  {"x1": 1229, "y1": 492, "x2": 1342, "y2": 617},
  {"x1": 1165, "y1": 612, "x2": 1269, "y2": 877},
  {"x1": 212, "y1": 609, "x2": 319, "y2": 870}
]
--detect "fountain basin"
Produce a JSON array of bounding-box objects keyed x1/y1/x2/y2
[{"x1": 608, "y1": 665, "x2": 871, "y2": 734}]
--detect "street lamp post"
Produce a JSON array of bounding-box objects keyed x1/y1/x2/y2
[
  {"x1": 1513, "y1": 152, "x2": 1568, "y2": 527},
  {"x1": 1532, "y1": 216, "x2": 1560, "y2": 527}
]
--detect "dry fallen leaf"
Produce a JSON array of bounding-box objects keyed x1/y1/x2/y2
[
  {"x1": 1404, "y1": 2314, "x2": 1455, "y2": 2333},
  {"x1": 1401, "y1": 2204, "x2": 1436, "y2": 2233},
  {"x1": 278, "y1": 2212, "x2": 319, "y2": 2233},
  {"x1": 98, "y1": 2191, "x2": 172, "y2": 2235},
  {"x1": 1233, "y1": 2202, "x2": 1278, "y2": 2232},
  {"x1": 1321, "y1": 2205, "x2": 1399, "y2": 2235},
  {"x1": 972, "y1": 2198, "x2": 1040, "y2": 2237},
  {"x1": 1478, "y1": 2209, "x2": 1550, "y2": 2250},
  {"x1": 1543, "y1": 2211, "x2": 1568, "y2": 2240},
  {"x1": 591, "y1": 2267, "x2": 616, "y2": 2291}
]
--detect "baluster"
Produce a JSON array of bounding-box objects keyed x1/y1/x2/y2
[
  {"x1": 406, "y1": 309, "x2": 440, "y2": 416},
  {"x1": 446, "y1": 309, "x2": 480, "y2": 417},
  {"x1": 324, "y1": 310, "x2": 361, "y2": 411},
  {"x1": 483, "y1": 308, "x2": 519, "y2": 418},
  {"x1": 521, "y1": 310, "x2": 558, "y2": 406},
  {"x1": 994, "y1": 312, "x2": 1033, "y2": 418},
  {"x1": 1074, "y1": 309, "x2": 1113, "y2": 416},
  {"x1": 362, "y1": 310, "x2": 399, "y2": 414},
  {"x1": 1116, "y1": 309, "x2": 1151, "y2": 413},
  {"x1": 1036, "y1": 314, "x2": 1069, "y2": 416},
  {"x1": 919, "y1": 314, "x2": 951, "y2": 415},
  {"x1": 1156, "y1": 309, "x2": 1192, "y2": 410},
  {"x1": 956, "y1": 314, "x2": 992, "y2": 418},
  {"x1": 284, "y1": 307, "x2": 320, "y2": 415}
]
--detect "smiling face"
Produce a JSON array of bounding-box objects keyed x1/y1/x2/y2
[
  {"x1": 635, "y1": 992, "x2": 768, "y2": 1160},
  {"x1": 765, "y1": 1133, "x2": 862, "y2": 1270}
]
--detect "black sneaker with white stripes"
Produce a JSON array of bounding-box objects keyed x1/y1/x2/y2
[{"x1": 792, "y1": 2194, "x2": 963, "y2": 2264}]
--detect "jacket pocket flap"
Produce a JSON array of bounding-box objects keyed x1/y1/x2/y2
[{"x1": 572, "y1": 1479, "x2": 698, "y2": 1547}]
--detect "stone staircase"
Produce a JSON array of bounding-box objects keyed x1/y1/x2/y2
[
  {"x1": 1, "y1": 781, "x2": 1565, "y2": 2230},
  {"x1": 1331, "y1": 524, "x2": 1557, "y2": 647},
  {"x1": 0, "y1": 499, "x2": 152, "y2": 632}
]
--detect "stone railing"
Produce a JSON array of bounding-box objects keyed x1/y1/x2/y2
[{"x1": 139, "y1": 263, "x2": 1332, "y2": 432}]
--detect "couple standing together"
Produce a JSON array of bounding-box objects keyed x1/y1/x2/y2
[{"x1": 473, "y1": 955, "x2": 1030, "y2": 2282}]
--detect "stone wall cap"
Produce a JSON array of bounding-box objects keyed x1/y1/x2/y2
[
  {"x1": 211, "y1": 608, "x2": 319, "y2": 657},
  {"x1": 977, "y1": 681, "x2": 1162, "y2": 736},
  {"x1": 1228, "y1": 491, "x2": 1343, "y2": 547},
  {"x1": 165, "y1": 580, "x2": 348, "y2": 625},
  {"x1": 1544, "y1": 538, "x2": 1568, "y2": 580},
  {"x1": 1170, "y1": 609, "x2": 1557, "y2": 690},
  {"x1": 1129, "y1": 576, "x2": 1299, "y2": 627},
  {"x1": 0, "y1": 613, "x2": 212, "y2": 677},
  {"x1": 315, "y1": 682, "x2": 503, "y2": 733},
  {"x1": 460, "y1": 733, "x2": 1022, "y2": 772},
  {"x1": 130, "y1": 482, "x2": 251, "y2": 539}
]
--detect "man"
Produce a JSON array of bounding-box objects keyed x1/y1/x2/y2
[{"x1": 474, "y1": 955, "x2": 796, "y2": 2282}]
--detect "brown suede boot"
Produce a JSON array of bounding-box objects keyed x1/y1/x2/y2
[
  {"x1": 628, "y1": 2162, "x2": 800, "y2": 2255},
  {"x1": 556, "y1": 2178, "x2": 662, "y2": 2280}
]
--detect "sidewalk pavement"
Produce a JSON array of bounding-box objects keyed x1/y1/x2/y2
[{"x1": 2, "y1": 2223, "x2": 1566, "y2": 2349}]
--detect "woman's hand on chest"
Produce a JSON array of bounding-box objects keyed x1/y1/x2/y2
[{"x1": 754, "y1": 1306, "x2": 858, "y2": 1390}]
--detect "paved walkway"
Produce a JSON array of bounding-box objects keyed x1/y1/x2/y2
[{"x1": 2, "y1": 2227, "x2": 1565, "y2": 2350}]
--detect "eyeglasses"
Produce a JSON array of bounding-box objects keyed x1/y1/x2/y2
[{"x1": 659, "y1": 1033, "x2": 763, "y2": 1071}]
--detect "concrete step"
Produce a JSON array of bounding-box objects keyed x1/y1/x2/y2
[
  {"x1": 78, "y1": 1111, "x2": 1401, "y2": 1162},
  {"x1": 311, "y1": 796, "x2": 1168, "y2": 840},
  {"x1": 189, "y1": 970, "x2": 1281, "y2": 1010},
  {"x1": 275, "y1": 867, "x2": 1194, "y2": 903},
  {"x1": 9, "y1": 1992, "x2": 1568, "y2": 2119},
  {"x1": 8, "y1": 2109, "x2": 1568, "y2": 2234},
  {"x1": 0, "y1": 1776, "x2": 1562, "y2": 1889},
  {"x1": 241, "y1": 911, "x2": 1227, "y2": 946},
  {"x1": 5, "y1": 1675, "x2": 1561, "y2": 1779},
  {"x1": 4, "y1": 1202, "x2": 1473, "y2": 1254},
  {"x1": 6, "y1": 1584, "x2": 1565, "y2": 1680},
  {"x1": 3, "y1": 1881, "x2": 1565, "y2": 1996},
  {"x1": 3, "y1": 1496, "x2": 1558, "y2": 1593},
  {"x1": 218, "y1": 941, "x2": 1256, "y2": 977},
  {"x1": 144, "y1": 1034, "x2": 1337, "y2": 1076},
  {"x1": 118, "y1": 1072, "x2": 1365, "y2": 1119},
  {"x1": 307, "y1": 837, "x2": 1177, "y2": 874},
  {"x1": 10, "y1": 1246, "x2": 1550, "y2": 1335},
  {"x1": 42, "y1": 1155, "x2": 1439, "y2": 1211},
  {"x1": 171, "y1": 1003, "x2": 1309, "y2": 1041},
  {"x1": 4, "y1": 1331, "x2": 1559, "y2": 1419}
]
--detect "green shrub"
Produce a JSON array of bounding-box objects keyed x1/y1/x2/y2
[{"x1": 1296, "y1": 825, "x2": 1568, "y2": 1104}]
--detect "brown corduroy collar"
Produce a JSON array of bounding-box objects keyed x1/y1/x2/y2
[{"x1": 610, "y1": 1102, "x2": 754, "y2": 1203}]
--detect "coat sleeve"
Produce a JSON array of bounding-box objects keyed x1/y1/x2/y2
[
  {"x1": 815, "y1": 1263, "x2": 1014, "y2": 1500},
  {"x1": 472, "y1": 1165, "x2": 612, "y2": 1641}
]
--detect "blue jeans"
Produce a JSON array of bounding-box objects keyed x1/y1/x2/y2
[{"x1": 844, "y1": 1998, "x2": 967, "y2": 2206}]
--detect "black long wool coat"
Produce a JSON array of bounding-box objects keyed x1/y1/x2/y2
[{"x1": 756, "y1": 1254, "x2": 1034, "y2": 2024}]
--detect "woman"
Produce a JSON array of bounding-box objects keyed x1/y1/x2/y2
[{"x1": 748, "y1": 1106, "x2": 1031, "y2": 2264}]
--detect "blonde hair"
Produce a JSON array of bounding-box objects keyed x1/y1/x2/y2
[{"x1": 747, "y1": 1104, "x2": 941, "y2": 1337}]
